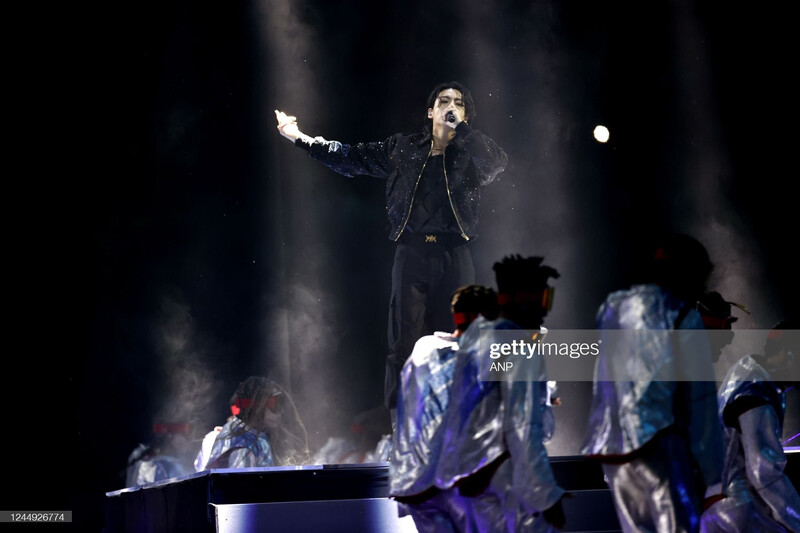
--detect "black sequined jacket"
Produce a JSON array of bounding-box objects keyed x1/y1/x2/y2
[{"x1": 295, "y1": 122, "x2": 507, "y2": 241}]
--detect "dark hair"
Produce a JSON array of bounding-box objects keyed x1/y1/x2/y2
[
  {"x1": 230, "y1": 376, "x2": 283, "y2": 433},
  {"x1": 492, "y1": 255, "x2": 559, "y2": 328},
  {"x1": 451, "y1": 284, "x2": 499, "y2": 325},
  {"x1": 648, "y1": 233, "x2": 713, "y2": 302},
  {"x1": 229, "y1": 376, "x2": 310, "y2": 465},
  {"x1": 493, "y1": 255, "x2": 559, "y2": 295},
  {"x1": 426, "y1": 81, "x2": 476, "y2": 123}
]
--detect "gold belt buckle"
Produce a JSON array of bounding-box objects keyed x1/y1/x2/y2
[{"x1": 425, "y1": 234, "x2": 437, "y2": 243}]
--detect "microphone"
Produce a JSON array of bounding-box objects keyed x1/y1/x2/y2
[{"x1": 446, "y1": 111, "x2": 455, "y2": 123}]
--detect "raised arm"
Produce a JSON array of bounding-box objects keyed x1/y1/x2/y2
[
  {"x1": 275, "y1": 109, "x2": 393, "y2": 179},
  {"x1": 275, "y1": 110, "x2": 314, "y2": 145},
  {"x1": 453, "y1": 122, "x2": 508, "y2": 185}
]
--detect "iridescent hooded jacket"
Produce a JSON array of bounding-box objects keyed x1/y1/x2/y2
[
  {"x1": 389, "y1": 330, "x2": 460, "y2": 498},
  {"x1": 435, "y1": 317, "x2": 564, "y2": 516},
  {"x1": 204, "y1": 416, "x2": 275, "y2": 469},
  {"x1": 703, "y1": 355, "x2": 800, "y2": 532},
  {"x1": 581, "y1": 284, "x2": 723, "y2": 489}
]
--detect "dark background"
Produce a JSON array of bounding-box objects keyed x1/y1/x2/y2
[{"x1": 7, "y1": 0, "x2": 797, "y2": 530}]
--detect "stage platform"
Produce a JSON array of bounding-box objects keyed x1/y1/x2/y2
[
  {"x1": 105, "y1": 463, "x2": 396, "y2": 533},
  {"x1": 105, "y1": 452, "x2": 799, "y2": 532}
]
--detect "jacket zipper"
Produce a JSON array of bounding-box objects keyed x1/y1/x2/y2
[
  {"x1": 395, "y1": 141, "x2": 470, "y2": 242},
  {"x1": 394, "y1": 145, "x2": 431, "y2": 241},
  {"x1": 442, "y1": 145, "x2": 469, "y2": 241}
]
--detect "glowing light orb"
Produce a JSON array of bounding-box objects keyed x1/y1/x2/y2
[{"x1": 593, "y1": 125, "x2": 610, "y2": 143}]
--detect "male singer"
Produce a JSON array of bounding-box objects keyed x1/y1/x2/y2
[{"x1": 275, "y1": 81, "x2": 507, "y2": 413}]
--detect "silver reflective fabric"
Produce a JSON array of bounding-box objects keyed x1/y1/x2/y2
[
  {"x1": 543, "y1": 381, "x2": 557, "y2": 443},
  {"x1": 701, "y1": 357, "x2": 800, "y2": 532},
  {"x1": 437, "y1": 317, "x2": 564, "y2": 517},
  {"x1": 481, "y1": 459, "x2": 561, "y2": 533},
  {"x1": 407, "y1": 460, "x2": 558, "y2": 533},
  {"x1": 125, "y1": 453, "x2": 190, "y2": 487},
  {"x1": 602, "y1": 430, "x2": 705, "y2": 533},
  {"x1": 403, "y1": 486, "x2": 472, "y2": 533},
  {"x1": 716, "y1": 355, "x2": 781, "y2": 420},
  {"x1": 368, "y1": 433, "x2": 393, "y2": 463},
  {"x1": 194, "y1": 426, "x2": 222, "y2": 471},
  {"x1": 390, "y1": 331, "x2": 459, "y2": 497},
  {"x1": 581, "y1": 284, "x2": 722, "y2": 481},
  {"x1": 582, "y1": 284, "x2": 723, "y2": 533},
  {"x1": 205, "y1": 416, "x2": 275, "y2": 469}
]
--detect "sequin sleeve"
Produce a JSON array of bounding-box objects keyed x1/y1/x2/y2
[
  {"x1": 295, "y1": 134, "x2": 397, "y2": 179},
  {"x1": 454, "y1": 122, "x2": 507, "y2": 184}
]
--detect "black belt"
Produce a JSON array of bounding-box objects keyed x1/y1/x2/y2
[{"x1": 397, "y1": 232, "x2": 469, "y2": 248}]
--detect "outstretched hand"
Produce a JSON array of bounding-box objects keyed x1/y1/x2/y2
[{"x1": 275, "y1": 109, "x2": 301, "y2": 141}]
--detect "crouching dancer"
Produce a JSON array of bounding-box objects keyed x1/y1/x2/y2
[
  {"x1": 390, "y1": 284, "x2": 498, "y2": 532},
  {"x1": 436, "y1": 255, "x2": 567, "y2": 532},
  {"x1": 701, "y1": 321, "x2": 800, "y2": 532}
]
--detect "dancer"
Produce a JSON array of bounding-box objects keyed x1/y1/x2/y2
[
  {"x1": 390, "y1": 284, "x2": 498, "y2": 532},
  {"x1": 436, "y1": 255, "x2": 567, "y2": 532},
  {"x1": 701, "y1": 320, "x2": 800, "y2": 532},
  {"x1": 125, "y1": 419, "x2": 194, "y2": 487},
  {"x1": 582, "y1": 234, "x2": 724, "y2": 532},
  {"x1": 204, "y1": 376, "x2": 309, "y2": 468}
]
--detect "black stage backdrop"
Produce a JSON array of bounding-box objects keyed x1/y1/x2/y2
[{"x1": 6, "y1": 0, "x2": 797, "y2": 530}]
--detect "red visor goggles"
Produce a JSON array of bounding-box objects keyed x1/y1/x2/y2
[
  {"x1": 230, "y1": 395, "x2": 281, "y2": 416},
  {"x1": 496, "y1": 287, "x2": 554, "y2": 311}
]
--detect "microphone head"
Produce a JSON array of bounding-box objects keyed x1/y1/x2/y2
[{"x1": 446, "y1": 111, "x2": 455, "y2": 123}]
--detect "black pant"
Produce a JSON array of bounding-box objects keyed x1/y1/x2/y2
[{"x1": 385, "y1": 241, "x2": 474, "y2": 408}]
